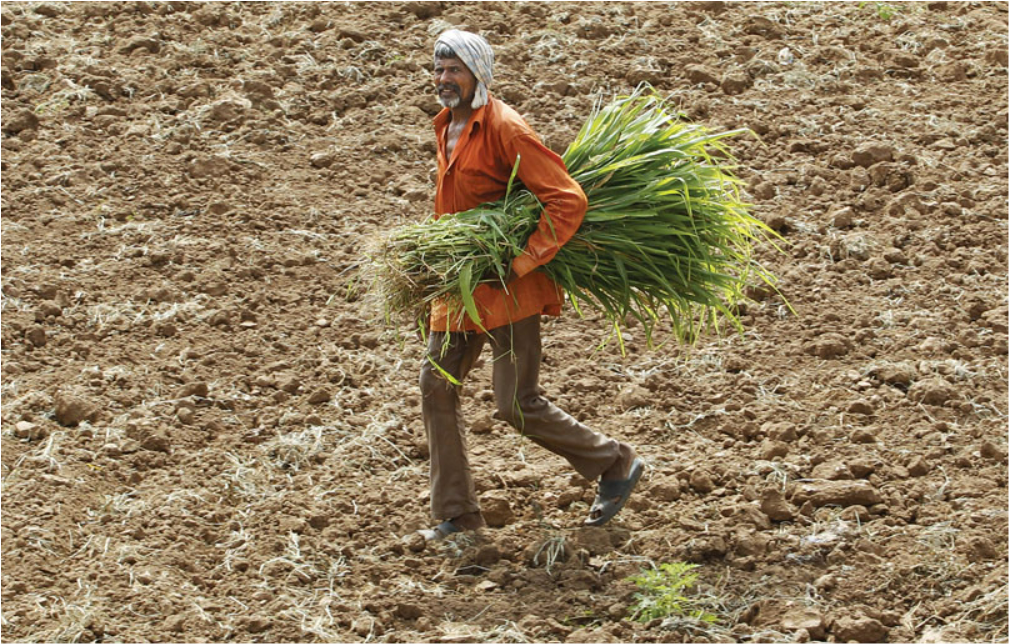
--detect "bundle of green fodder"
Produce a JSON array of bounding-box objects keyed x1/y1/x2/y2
[{"x1": 374, "y1": 85, "x2": 778, "y2": 344}]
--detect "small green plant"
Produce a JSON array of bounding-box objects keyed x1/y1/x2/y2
[
  {"x1": 626, "y1": 562, "x2": 718, "y2": 623},
  {"x1": 860, "y1": 1, "x2": 899, "y2": 21}
]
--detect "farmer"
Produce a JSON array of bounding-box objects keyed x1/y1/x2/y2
[{"x1": 418, "y1": 29, "x2": 644, "y2": 541}]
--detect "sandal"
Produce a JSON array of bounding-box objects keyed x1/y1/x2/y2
[
  {"x1": 417, "y1": 520, "x2": 462, "y2": 542},
  {"x1": 584, "y1": 457, "x2": 645, "y2": 527}
]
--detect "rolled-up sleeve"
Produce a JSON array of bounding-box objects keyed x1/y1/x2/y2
[{"x1": 505, "y1": 133, "x2": 588, "y2": 278}]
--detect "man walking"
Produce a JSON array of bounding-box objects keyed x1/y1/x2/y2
[{"x1": 419, "y1": 30, "x2": 643, "y2": 540}]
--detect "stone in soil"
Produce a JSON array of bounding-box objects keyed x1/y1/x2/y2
[
  {"x1": 812, "y1": 460, "x2": 854, "y2": 480},
  {"x1": 908, "y1": 377, "x2": 955, "y2": 405},
  {"x1": 980, "y1": 441, "x2": 1007, "y2": 461},
  {"x1": 180, "y1": 381, "x2": 209, "y2": 397},
  {"x1": 13, "y1": 421, "x2": 47, "y2": 440},
  {"x1": 480, "y1": 490, "x2": 514, "y2": 527},
  {"x1": 780, "y1": 607, "x2": 826, "y2": 639},
  {"x1": 851, "y1": 143, "x2": 895, "y2": 167},
  {"x1": 140, "y1": 430, "x2": 171, "y2": 452},
  {"x1": 804, "y1": 333, "x2": 851, "y2": 358},
  {"x1": 791, "y1": 480, "x2": 882, "y2": 508},
  {"x1": 54, "y1": 392, "x2": 98, "y2": 426},
  {"x1": 689, "y1": 469, "x2": 716, "y2": 494},
  {"x1": 307, "y1": 388, "x2": 332, "y2": 404},
  {"x1": 24, "y1": 325, "x2": 47, "y2": 347},
  {"x1": 616, "y1": 384, "x2": 651, "y2": 410},
  {"x1": 759, "y1": 439, "x2": 789, "y2": 459},
  {"x1": 395, "y1": 603, "x2": 424, "y2": 620},
  {"x1": 4, "y1": 109, "x2": 39, "y2": 134},
  {"x1": 760, "y1": 487, "x2": 795, "y2": 521},
  {"x1": 831, "y1": 614, "x2": 889, "y2": 643}
]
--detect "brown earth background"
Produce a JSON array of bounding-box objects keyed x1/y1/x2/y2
[{"x1": 2, "y1": 1, "x2": 1008, "y2": 642}]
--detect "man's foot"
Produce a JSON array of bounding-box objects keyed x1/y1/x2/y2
[
  {"x1": 418, "y1": 511, "x2": 485, "y2": 541},
  {"x1": 601, "y1": 443, "x2": 638, "y2": 482},
  {"x1": 585, "y1": 444, "x2": 644, "y2": 527}
]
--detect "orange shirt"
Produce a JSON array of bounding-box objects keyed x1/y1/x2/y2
[{"x1": 430, "y1": 96, "x2": 588, "y2": 332}]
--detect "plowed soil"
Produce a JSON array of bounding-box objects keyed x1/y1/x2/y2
[{"x1": 2, "y1": 2, "x2": 1007, "y2": 643}]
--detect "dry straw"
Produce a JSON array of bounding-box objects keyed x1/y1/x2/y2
[{"x1": 373, "y1": 85, "x2": 779, "y2": 345}]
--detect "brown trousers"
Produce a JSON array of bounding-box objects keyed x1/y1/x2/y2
[{"x1": 420, "y1": 315, "x2": 622, "y2": 521}]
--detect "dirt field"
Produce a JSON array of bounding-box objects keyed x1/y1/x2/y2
[{"x1": 2, "y1": 2, "x2": 1007, "y2": 642}]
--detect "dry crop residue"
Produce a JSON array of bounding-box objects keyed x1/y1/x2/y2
[{"x1": 2, "y1": 2, "x2": 1006, "y2": 643}]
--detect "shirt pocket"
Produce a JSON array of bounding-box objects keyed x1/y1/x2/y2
[{"x1": 459, "y1": 166, "x2": 506, "y2": 206}]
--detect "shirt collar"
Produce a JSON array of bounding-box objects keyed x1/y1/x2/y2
[
  {"x1": 433, "y1": 94, "x2": 493, "y2": 130},
  {"x1": 471, "y1": 95, "x2": 491, "y2": 128}
]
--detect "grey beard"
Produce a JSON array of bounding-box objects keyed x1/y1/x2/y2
[{"x1": 437, "y1": 93, "x2": 460, "y2": 109}]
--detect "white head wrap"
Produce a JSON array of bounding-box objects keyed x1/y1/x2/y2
[{"x1": 434, "y1": 29, "x2": 494, "y2": 109}]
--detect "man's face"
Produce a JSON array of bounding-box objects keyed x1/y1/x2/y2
[{"x1": 434, "y1": 56, "x2": 476, "y2": 109}]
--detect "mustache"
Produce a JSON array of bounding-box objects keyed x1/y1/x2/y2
[{"x1": 437, "y1": 83, "x2": 461, "y2": 94}]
